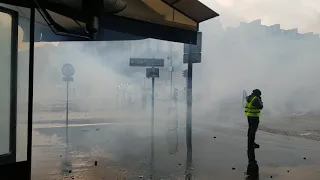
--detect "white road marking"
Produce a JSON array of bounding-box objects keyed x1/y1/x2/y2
[
  {"x1": 33, "y1": 122, "x2": 145, "y2": 129},
  {"x1": 300, "y1": 132, "x2": 312, "y2": 136}
]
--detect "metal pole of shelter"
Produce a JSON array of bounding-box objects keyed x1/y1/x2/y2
[{"x1": 27, "y1": 6, "x2": 35, "y2": 179}]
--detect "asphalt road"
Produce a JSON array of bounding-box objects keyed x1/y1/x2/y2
[{"x1": 31, "y1": 117, "x2": 320, "y2": 180}]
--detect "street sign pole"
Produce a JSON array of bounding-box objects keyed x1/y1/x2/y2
[
  {"x1": 150, "y1": 75, "x2": 155, "y2": 179},
  {"x1": 62, "y1": 78, "x2": 73, "y2": 169},
  {"x1": 129, "y1": 58, "x2": 162, "y2": 179},
  {"x1": 184, "y1": 52, "x2": 194, "y2": 180},
  {"x1": 183, "y1": 32, "x2": 202, "y2": 177},
  {"x1": 146, "y1": 67, "x2": 159, "y2": 180},
  {"x1": 151, "y1": 74, "x2": 155, "y2": 169},
  {"x1": 61, "y1": 63, "x2": 75, "y2": 170},
  {"x1": 151, "y1": 75, "x2": 155, "y2": 140},
  {"x1": 65, "y1": 80, "x2": 69, "y2": 162}
]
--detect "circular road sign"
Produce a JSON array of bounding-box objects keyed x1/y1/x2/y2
[{"x1": 61, "y1": 63, "x2": 75, "y2": 77}]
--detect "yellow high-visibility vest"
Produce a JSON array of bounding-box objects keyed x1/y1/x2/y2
[{"x1": 244, "y1": 96, "x2": 261, "y2": 117}]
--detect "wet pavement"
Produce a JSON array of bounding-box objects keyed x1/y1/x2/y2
[{"x1": 31, "y1": 117, "x2": 320, "y2": 180}]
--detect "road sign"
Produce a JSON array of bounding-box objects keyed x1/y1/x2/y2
[
  {"x1": 184, "y1": 32, "x2": 202, "y2": 54},
  {"x1": 146, "y1": 67, "x2": 159, "y2": 78},
  {"x1": 61, "y1": 63, "x2": 75, "y2": 77},
  {"x1": 183, "y1": 53, "x2": 201, "y2": 64},
  {"x1": 63, "y1": 76, "x2": 74, "y2": 82},
  {"x1": 183, "y1": 32, "x2": 202, "y2": 64},
  {"x1": 130, "y1": 58, "x2": 164, "y2": 67}
]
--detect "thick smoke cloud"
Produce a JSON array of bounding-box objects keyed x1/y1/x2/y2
[
  {"x1": 30, "y1": 1, "x2": 320, "y2": 124},
  {"x1": 32, "y1": 22, "x2": 320, "y2": 121},
  {"x1": 198, "y1": 18, "x2": 320, "y2": 119}
]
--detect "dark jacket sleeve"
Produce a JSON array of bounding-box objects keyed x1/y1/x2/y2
[{"x1": 252, "y1": 97, "x2": 263, "y2": 109}]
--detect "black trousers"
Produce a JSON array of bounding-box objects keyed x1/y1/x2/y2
[{"x1": 247, "y1": 116, "x2": 259, "y2": 149}]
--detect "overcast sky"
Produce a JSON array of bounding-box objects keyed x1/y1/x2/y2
[{"x1": 200, "y1": 0, "x2": 320, "y2": 33}]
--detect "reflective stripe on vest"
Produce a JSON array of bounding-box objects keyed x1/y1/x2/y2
[{"x1": 244, "y1": 96, "x2": 261, "y2": 117}]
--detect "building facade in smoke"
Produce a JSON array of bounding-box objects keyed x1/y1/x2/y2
[
  {"x1": 199, "y1": 19, "x2": 320, "y2": 117},
  {"x1": 19, "y1": 19, "x2": 320, "y2": 116},
  {"x1": 227, "y1": 19, "x2": 319, "y2": 39}
]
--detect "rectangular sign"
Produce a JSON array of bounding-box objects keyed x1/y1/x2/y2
[
  {"x1": 146, "y1": 68, "x2": 160, "y2": 78},
  {"x1": 130, "y1": 58, "x2": 164, "y2": 67},
  {"x1": 183, "y1": 53, "x2": 201, "y2": 63},
  {"x1": 184, "y1": 32, "x2": 202, "y2": 54},
  {"x1": 63, "y1": 76, "x2": 74, "y2": 82}
]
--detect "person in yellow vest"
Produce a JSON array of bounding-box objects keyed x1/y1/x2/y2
[{"x1": 245, "y1": 89, "x2": 263, "y2": 149}]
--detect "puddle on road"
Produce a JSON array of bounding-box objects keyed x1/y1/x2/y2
[{"x1": 31, "y1": 130, "x2": 128, "y2": 180}]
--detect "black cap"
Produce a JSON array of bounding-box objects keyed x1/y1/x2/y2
[{"x1": 253, "y1": 89, "x2": 261, "y2": 96}]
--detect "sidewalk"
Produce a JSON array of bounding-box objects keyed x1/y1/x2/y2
[
  {"x1": 33, "y1": 110, "x2": 148, "y2": 123},
  {"x1": 258, "y1": 116, "x2": 320, "y2": 141}
]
